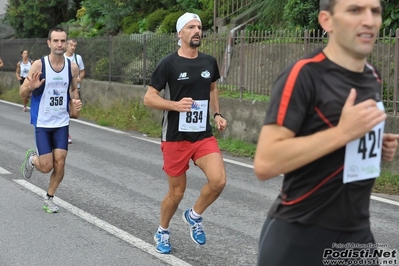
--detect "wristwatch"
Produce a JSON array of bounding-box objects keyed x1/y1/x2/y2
[{"x1": 214, "y1": 112, "x2": 223, "y2": 119}]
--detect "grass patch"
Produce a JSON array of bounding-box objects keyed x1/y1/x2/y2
[
  {"x1": 217, "y1": 136, "x2": 256, "y2": 158},
  {"x1": 80, "y1": 99, "x2": 161, "y2": 137},
  {"x1": 0, "y1": 87, "x2": 24, "y2": 104},
  {"x1": 218, "y1": 89, "x2": 270, "y2": 102},
  {"x1": 2, "y1": 86, "x2": 398, "y2": 195},
  {"x1": 373, "y1": 171, "x2": 399, "y2": 195}
]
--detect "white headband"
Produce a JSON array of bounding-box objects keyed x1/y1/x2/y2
[{"x1": 176, "y1": 12, "x2": 201, "y2": 46}]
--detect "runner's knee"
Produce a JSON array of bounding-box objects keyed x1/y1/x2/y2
[{"x1": 208, "y1": 175, "x2": 226, "y2": 192}]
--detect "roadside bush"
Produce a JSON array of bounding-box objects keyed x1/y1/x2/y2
[
  {"x1": 147, "y1": 9, "x2": 169, "y2": 32},
  {"x1": 196, "y1": 9, "x2": 213, "y2": 31},
  {"x1": 121, "y1": 15, "x2": 141, "y2": 34},
  {"x1": 158, "y1": 11, "x2": 185, "y2": 33}
]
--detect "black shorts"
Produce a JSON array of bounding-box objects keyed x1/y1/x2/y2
[{"x1": 257, "y1": 218, "x2": 377, "y2": 266}]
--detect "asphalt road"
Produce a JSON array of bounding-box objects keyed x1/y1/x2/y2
[{"x1": 0, "y1": 100, "x2": 398, "y2": 266}]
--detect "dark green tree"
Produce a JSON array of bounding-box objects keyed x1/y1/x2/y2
[
  {"x1": 80, "y1": 0, "x2": 135, "y2": 35},
  {"x1": 78, "y1": 0, "x2": 178, "y2": 35},
  {"x1": 256, "y1": 0, "x2": 399, "y2": 31},
  {"x1": 68, "y1": 0, "x2": 83, "y2": 21},
  {"x1": 256, "y1": 0, "x2": 288, "y2": 30},
  {"x1": 4, "y1": 0, "x2": 68, "y2": 38},
  {"x1": 283, "y1": 0, "x2": 320, "y2": 30},
  {"x1": 382, "y1": 0, "x2": 399, "y2": 33}
]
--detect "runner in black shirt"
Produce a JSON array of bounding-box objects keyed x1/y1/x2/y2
[
  {"x1": 254, "y1": 0, "x2": 399, "y2": 265},
  {"x1": 144, "y1": 12, "x2": 227, "y2": 254}
]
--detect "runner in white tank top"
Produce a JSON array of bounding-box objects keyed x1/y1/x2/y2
[{"x1": 19, "y1": 27, "x2": 82, "y2": 213}]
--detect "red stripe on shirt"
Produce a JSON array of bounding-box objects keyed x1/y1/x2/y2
[
  {"x1": 277, "y1": 52, "x2": 326, "y2": 125},
  {"x1": 315, "y1": 107, "x2": 334, "y2": 128},
  {"x1": 281, "y1": 165, "x2": 344, "y2": 205}
]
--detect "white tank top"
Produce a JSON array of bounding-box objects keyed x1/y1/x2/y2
[
  {"x1": 33, "y1": 56, "x2": 71, "y2": 128},
  {"x1": 19, "y1": 60, "x2": 32, "y2": 78}
]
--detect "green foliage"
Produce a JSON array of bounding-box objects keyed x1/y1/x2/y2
[
  {"x1": 64, "y1": 6, "x2": 105, "y2": 37},
  {"x1": 0, "y1": 87, "x2": 23, "y2": 104},
  {"x1": 67, "y1": 0, "x2": 82, "y2": 21},
  {"x1": 146, "y1": 9, "x2": 169, "y2": 32},
  {"x1": 382, "y1": 81, "x2": 395, "y2": 113},
  {"x1": 218, "y1": 88, "x2": 270, "y2": 102},
  {"x1": 158, "y1": 11, "x2": 185, "y2": 33},
  {"x1": 138, "y1": 19, "x2": 148, "y2": 33},
  {"x1": 283, "y1": 0, "x2": 320, "y2": 30},
  {"x1": 4, "y1": 0, "x2": 68, "y2": 38},
  {"x1": 144, "y1": 33, "x2": 177, "y2": 69},
  {"x1": 373, "y1": 170, "x2": 399, "y2": 194},
  {"x1": 76, "y1": 6, "x2": 86, "y2": 19},
  {"x1": 93, "y1": 58, "x2": 110, "y2": 81},
  {"x1": 78, "y1": 0, "x2": 134, "y2": 35},
  {"x1": 121, "y1": 16, "x2": 141, "y2": 34},
  {"x1": 382, "y1": 1, "x2": 399, "y2": 34},
  {"x1": 255, "y1": 0, "x2": 288, "y2": 30},
  {"x1": 177, "y1": 0, "x2": 203, "y2": 10},
  {"x1": 256, "y1": 0, "x2": 399, "y2": 32},
  {"x1": 196, "y1": 9, "x2": 214, "y2": 30},
  {"x1": 216, "y1": 137, "x2": 256, "y2": 158},
  {"x1": 91, "y1": 36, "x2": 143, "y2": 82},
  {"x1": 245, "y1": 23, "x2": 267, "y2": 32},
  {"x1": 175, "y1": 0, "x2": 215, "y2": 22}
]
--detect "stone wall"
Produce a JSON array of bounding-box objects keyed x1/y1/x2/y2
[{"x1": 2, "y1": 71, "x2": 399, "y2": 173}]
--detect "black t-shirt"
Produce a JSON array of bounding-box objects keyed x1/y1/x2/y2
[
  {"x1": 265, "y1": 49, "x2": 383, "y2": 231},
  {"x1": 150, "y1": 52, "x2": 220, "y2": 142}
]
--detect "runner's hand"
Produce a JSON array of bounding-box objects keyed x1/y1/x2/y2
[
  {"x1": 72, "y1": 99, "x2": 82, "y2": 111},
  {"x1": 176, "y1": 97, "x2": 193, "y2": 112},
  {"x1": 382, "y1": 133, "x2": 399, "y2": 162},
  {"x1": 26, "y1": 72, "x2": 45, "y2": 91},
  {"x1": 337, "y1": 89, "x2": 386, "y2": 143},
  {"x1": 215, "y1": 116, "x2": 227, "y2": 131}
]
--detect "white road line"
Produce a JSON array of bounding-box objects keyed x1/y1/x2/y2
[
  {"x1": 0, "y1": 100, "x2": 23, "y2": 108},
  {"x1": 223, "y1": 158, "x2": 253, "y2": 169},
  {"x1": 0, "y1": 167, "x2": 11, "y2": 174},
  {"x1": 371, "y1": 195, "x2": 399, "y2": 207},
  {"x1": 13, "y1": 179, "x2": 192, "y2": 266}
]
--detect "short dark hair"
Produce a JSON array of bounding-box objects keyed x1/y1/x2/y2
[
  {"x1": 20, "y1": 50, "x2": 28, "y2": 54},
  {"x1": 319, "y1": 0, "x2": 336, "y2": 13},
  {"x1": 48, "y1": 27, "x2": 67, "y2": 41}
]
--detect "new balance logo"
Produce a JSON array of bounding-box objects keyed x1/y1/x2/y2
[{"x1": 177, "y1": 72, "x2": 189, "y2": 81}]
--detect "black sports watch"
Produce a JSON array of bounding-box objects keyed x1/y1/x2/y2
[{"x1": 214, "y1": 112, "x2": 223, "y2": 119}]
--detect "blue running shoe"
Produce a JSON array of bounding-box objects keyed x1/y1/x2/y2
[
  {"x1": 182, "y1": 209, "x2": 206, "y2": 245},
  {"x1": 154, "y1": 230, "x2": 172, "y2": 254}
]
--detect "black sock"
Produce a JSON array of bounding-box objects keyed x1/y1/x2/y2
[{"x1": 46, "y1": 193, "x2": 54, "y2": 198}]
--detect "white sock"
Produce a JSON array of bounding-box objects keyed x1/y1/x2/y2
[
  {"x1": 158, "y1": 226, "x2": 169, "y2": 232},
  {"x1": 189, "y1": 208, "x2": 201, "y2": 220},
  {"x1": 29, "y1": 156, "x2": 34, "y2": 166}
]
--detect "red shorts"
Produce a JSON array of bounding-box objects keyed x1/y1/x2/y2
[{"x1": 161, "y1": 136, "x2": 221, "y2": 177}]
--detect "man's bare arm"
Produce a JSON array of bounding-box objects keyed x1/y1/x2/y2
[
  {"x1": 15, "y1": 62, "x2": 21, "y2": 80},
  {"x1": 70, "y1": 63, "x2": 79, "y2": 99},
  {"x1": 143, "y1": 86, "x2": 192, "y2": 112}
]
